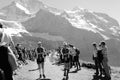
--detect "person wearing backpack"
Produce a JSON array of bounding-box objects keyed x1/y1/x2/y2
[{"x1": 36, "y1": 41, "x2": 46, "y2": 79}]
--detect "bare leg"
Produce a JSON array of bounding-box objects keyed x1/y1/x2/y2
[
  {"x1": 42, "y1": 62, "x2": 46, "y2": 78},
  {"x1": 38, "y1": 64, "x2": 42, "y2": 78}
]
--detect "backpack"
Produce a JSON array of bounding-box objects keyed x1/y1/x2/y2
[{"x1": 37, "y1": 53, "x2": 44, "y2": 62}]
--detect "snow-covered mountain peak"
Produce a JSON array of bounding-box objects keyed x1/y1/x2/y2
[
  {"x1": 16, "y1": 0, "x2": 45, "y2": 14},
  {"x1": 72, "y1": 7, "x2": 88, "y2": 12},
  {"x1": 72, "y1": 6, "x2": 94, "y2": 14},
  {"x1": 15, "y1": 2, "x2": 31, "y2": 14},
  {"x1": 1, "y1": 0, "x2": 120, "y2": 66},
  {"x1": 0, "y1": 0, "x2": 120, "y2": 40},
  {"x1": 58, "y1": 7, "x2": 120, "y2": 40}
]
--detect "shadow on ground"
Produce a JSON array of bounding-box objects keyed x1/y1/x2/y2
[
  {"x1": 36, "y1": 78, "x2": 51, "y2": 80},
  {"x1": 92, "y1": 75, "x2": 109, "y2": 80},
  {"x1": 28, "y1": 68, "x2": 39, "y2": 71},
  {"x1": 69, "y1": 68, "x2": 81, "y2": 73}
]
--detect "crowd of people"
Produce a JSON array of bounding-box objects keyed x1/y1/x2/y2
[
  {"x1": 15, "y1": 43, "x2": 37, "y2": 65},
  {"x1": 0, "y1": 22, "x2": 111, "y2": 80},
  {"x1": 58, "y1": 42, "x2": 81, "y2": 80}
]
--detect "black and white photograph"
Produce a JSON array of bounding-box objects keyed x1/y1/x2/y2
[{"x1": 0, "y1": 0, "x2": 120, "y2": 80}]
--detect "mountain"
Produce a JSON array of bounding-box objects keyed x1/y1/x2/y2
[
  {"x1": 61, "y1": 7, "x2": 120, "y2": 40},
  {"x1": 0, "y1": 1, "x2": 31, "y2": 21},
  {"x1": 0, "y1": 0, "x2": 120, "y2": 66},
  {"x1": 22, "y1": 5, "x2": 120, "y2": 66},
  {"x1": 16, "y1": 0, "x2": 45, "y2": 14}
]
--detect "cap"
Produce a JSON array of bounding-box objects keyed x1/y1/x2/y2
[
  {"x1": 38, "y1": 41, "x2": 42, "y2": 44},
  {"x1": 63, "y1": 41, "x2": 68, "y2": 45}
]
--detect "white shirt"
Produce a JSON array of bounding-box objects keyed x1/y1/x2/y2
[{"x1": 93, "y1": 47, "x2": 97, "y2": 57}]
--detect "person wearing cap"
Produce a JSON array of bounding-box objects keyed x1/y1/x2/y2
[{"x1": 36, "y1": 41, "x2": 46, "y2": 79}]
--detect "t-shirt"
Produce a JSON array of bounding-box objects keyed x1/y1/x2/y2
[
  {"x1": 37, "y1": 47, "x2": 45, "y2": 62},
  {"x1": 62, "y1": 47, "x2": 69, "y2": 54},
  {"x1": 93, "y1": 48, "x2": 97, "y2": 57},
  {"x1": 102, "y1": 46, "x2": 107, "y2": 55},
  {"x1": 37, "y1": 47, "x2": 44, "y2": 53},
  {"x1": 69, "y1": 48, "x2": 76, "y2": 56},
  {"x1": 63, "y1": 54, "x2": 70, "y2": 62}
]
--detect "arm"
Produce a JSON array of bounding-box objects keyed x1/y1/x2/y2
[
  {"x1": 61, "y1": 48, "x2": 64, "y2": 59},
  {"x1": 42, "y1": 47, "x2": 46, "y2": 57},
  {"x1": 9, "y1": 35, "x2": 15, "y2": 48},
  {"x1": 35, "y1": 48, "x2": 38, "y2": 59}
]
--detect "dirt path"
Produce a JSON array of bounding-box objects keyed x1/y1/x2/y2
[{"x1": 14, "y1": 56, "x2": 120, "y2": 80}]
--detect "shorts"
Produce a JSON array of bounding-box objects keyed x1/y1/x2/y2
[
  {"x1": 64, "y1": 62, "x2": 70, "y2": 70},
  {"x1": 37, "y1": 58, "x2": 44, "y2": 64}
]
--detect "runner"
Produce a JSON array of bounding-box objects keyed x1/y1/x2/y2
[
  {"x1": 61, "y1": 42, "x2": 70, "y2": 80},
  {"x1": 36, "y1": 41, "x2": 46, "y2": 79}
]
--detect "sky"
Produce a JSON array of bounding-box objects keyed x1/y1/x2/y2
[{"x1": 0, "y1": 0, "x2": 120, "y2": 23}]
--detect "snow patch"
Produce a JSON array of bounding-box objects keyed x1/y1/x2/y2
[
  {"x1": 98, "y1": 32, "x2": 110, "y2": 40},
  {"x1": 62, "y1": 10, "x2": 113, "y2": 40},
  {"x1": 0, "y1": 19, "x2": 29, "y2": 37},
  {"x1": 89, "y1": 23, "x2": 104, "y2": 31},
  {"x1": 16, "y1": 2, "x2": 31, "y2": 14},
  {"x1": 49, "y1": 11, "x2": 61, "y2": 15},
  {"x1": 93, "y1": 13, "x2": 108, "y2": 23}
]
